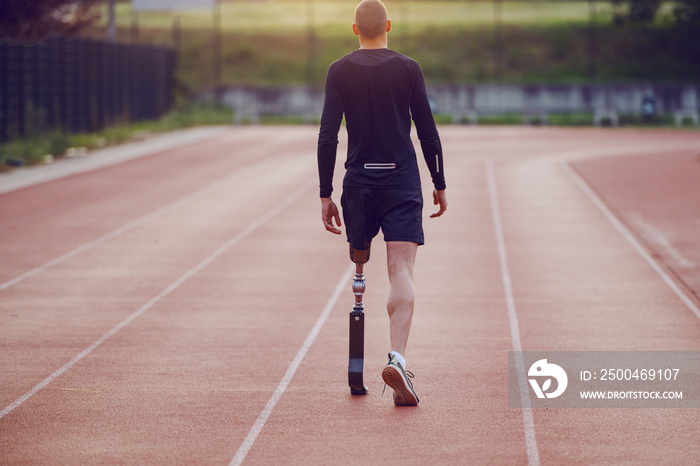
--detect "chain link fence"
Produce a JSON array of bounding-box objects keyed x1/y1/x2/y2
[{"x1": 0, "y1": 36, "x2": 177, "y2": 143}]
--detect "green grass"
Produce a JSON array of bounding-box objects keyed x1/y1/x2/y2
[
  {"x1": 87, "y1": 0, "x2": 694, "y2": 90},
  {"x1": 115, "y1": 21, "x2": 696, "y2": 90},
  {"x1": 109, "y1": 1, "x2": 618, "y2": 33},
  {"x1": 0, "y1": 105, "x2": 233, "y2": 171}
]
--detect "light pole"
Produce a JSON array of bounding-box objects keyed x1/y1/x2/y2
[
  {"x1": 588, "y1": 0, "x2": 597, "y2": 82},
  {"x1": 493, "y1": 0, "x2": 503, "y2": 82},
  {"x1": 107, "y1": 0, "x2": 116, "y2": 42},
  {"x1": 307, "y1": 0, "x2": 316, "y2": 87},
  {"x1": 212, "y1": 0, "x2": 222, "y2": 93},
  {"x1": 400, "y1": 0, "x2": 410, "y2": 55}
]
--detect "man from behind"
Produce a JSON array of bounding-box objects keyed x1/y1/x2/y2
[{"x1": 318, "y1": 0, "x2": 447, "y2": 406}]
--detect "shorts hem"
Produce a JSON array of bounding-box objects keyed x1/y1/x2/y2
[{"x1": 383, "y1": 236, "x2": 424, "y2": 246}]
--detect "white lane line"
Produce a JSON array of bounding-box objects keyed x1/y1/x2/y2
[
  {"x1": 230, "y1": 264, "x2": 354, "y2": 466},
  {"x1": 485, "y1": 160, "x2": 541, "y2": 466},
  {"x1": 0, "y1": 157, "x2": 275, "y2": 292},
  {"x1": 627, "y1": 212, "x2": 695, "y2": 268},
  {"x1": 561, "y1": 162, "x2": 700, "y2": 321},
  {"x1": 0, "y1": 182, "x2": 312, "y2": 421}
]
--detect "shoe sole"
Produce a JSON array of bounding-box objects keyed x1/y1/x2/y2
[{"x1": 382, "y1": 365, "x2": 418, "y2": 406}]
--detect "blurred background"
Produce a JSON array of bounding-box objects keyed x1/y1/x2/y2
[
  {"x1": 65, "y1": 0, "x2": 700, "y2": 88},
  {"x1": 1, "y1": 0, "x2": 699, "y2": 166}
]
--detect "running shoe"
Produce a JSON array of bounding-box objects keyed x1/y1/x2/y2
[{"x1": 382, "y1": 353, "x2": 419, "y2": 406}]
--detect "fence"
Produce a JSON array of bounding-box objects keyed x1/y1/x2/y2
[
  {"x1": 430, "y1": 84, "x2": 700, "y2": 126},
  {"x1": 0, "y1": 36, "x2": 177, "y2": 143},
  {"x1": 221, "y1": 84, "x2": 700, "y2": 127}
]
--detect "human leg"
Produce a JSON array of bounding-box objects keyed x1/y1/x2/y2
[
  {"x1": 381, "y1": 241, "x2": 420, "y2": 406},
  {"x1": 386, "y1": 241, "x2": 417, "y2": 357},
  {"x1": 341, "y1": 188, "x2": 422, "y2": 402}
]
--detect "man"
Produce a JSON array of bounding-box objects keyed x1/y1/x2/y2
[{"x1": 317, "y1": 0, "x2": 447, "y2": 406}]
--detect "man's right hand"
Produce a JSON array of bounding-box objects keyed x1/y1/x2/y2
[{"x1": 321, "y1": 197, "x2": 342, "y2": 234}]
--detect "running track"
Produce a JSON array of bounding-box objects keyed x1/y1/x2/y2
[{"x1": 1, "y1": 126, "x2": 699, "y2": 464}]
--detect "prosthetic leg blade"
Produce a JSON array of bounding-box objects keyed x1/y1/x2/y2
[
  {"x1": 348, "y1": 245, "x2": 370, "y2": 395},
  {"x1": 348, "y1": 310, "x2": 368, "y2": 395}
]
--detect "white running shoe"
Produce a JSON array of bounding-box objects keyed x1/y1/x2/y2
[{"x1": 382, "y1": 353, "x2": 419, "y2": 406}]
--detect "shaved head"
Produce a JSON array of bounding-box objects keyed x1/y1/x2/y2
[{"x1": 354, "y1": 0, "x2": 389, "y2": 39}]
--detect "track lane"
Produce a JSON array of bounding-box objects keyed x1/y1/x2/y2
[
  {"x1": 1, "y1": 127, "x2": 348, "y2": 463},
  {"x1": 488, "y1": 137, "x2": 700, "y2": 464},
  {"x1": 2, "y1": 127, "x2": 700, "y2": 464},
  {"x1": 237, "y1": 129, "x2": 534, "y2": 464},
  {"x1": 0, "y1": 128, "x2": 303, "y2": 286},
  {"x1": 570, "y1": 148, "x2": 700, "y2": 303},
  {"x1": 233, "y1": 127, "x2": 700, "y2": 465},
  {"x1": 0, "y1": 145, "x2": 316, "y2": 408}
]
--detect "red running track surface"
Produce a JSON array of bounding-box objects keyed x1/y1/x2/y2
[{"x1": 1, "y1": 126, "x2": 699, "y2": 464}]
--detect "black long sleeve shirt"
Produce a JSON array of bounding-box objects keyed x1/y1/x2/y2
[{"x1": 317, "y1": 48, "x2": 446, "y2": 198}]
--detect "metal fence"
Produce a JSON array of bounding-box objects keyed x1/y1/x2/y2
[
  {"x1": 221, "y1": 84, "x2": 700, "y2": 127},
  {"x1": 0, "y1": 36, "x2": 177, "y2": 143}
]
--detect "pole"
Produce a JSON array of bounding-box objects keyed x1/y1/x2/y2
[
  {"x1": 107, "y1": 0, "x2": 116, "y2": 42},
  {"x1": 212, "y1": 0, "x2": 222, "y2": 96},
  {"x1": 401, "y1": 0, "x2": 410, "y2": 54},
  {"x1": 173, "y1": 16, "x2": 181, "y2": 51},
  {"x1": 131, "y1": 13, "x2": 139, "y2": 43},
  {"x1": 493, "y1": 0, "x2": 503, "y2": 83},
  {"x1": 588, "y1": 0, "x2": 597, "y2": 82},
  {"x1": 307, "y1": 0, "x2": 316, "y2": 87}
]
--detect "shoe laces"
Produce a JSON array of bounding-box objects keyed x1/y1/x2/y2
[{"x1": 403, "y1": 370, "x2": 416, "y2": 390}]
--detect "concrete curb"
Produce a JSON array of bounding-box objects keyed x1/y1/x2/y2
[{"x1": 0, "y1": 126, "x2": 230, "y2": 195}]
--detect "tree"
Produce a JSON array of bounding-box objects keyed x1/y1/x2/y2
[
  {"x1": 0, "y1": 0, "x2": 102, "y2": 40},
  {"x1": 674, "y1": 0, "x2": 700, "y2": 26},
  {"x1": 673, "y1": 0, "x2": 700, "y2": 78},
  {"x1": 611, "y1": 0, "x2": 663, "y2": 24}
]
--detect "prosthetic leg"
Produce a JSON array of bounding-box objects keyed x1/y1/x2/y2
[{"x1": 348, "y1": 244, "x2": 370, "y2": 395}]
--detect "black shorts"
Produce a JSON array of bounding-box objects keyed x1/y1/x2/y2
[{"x1": 341, "y1": 187, "x2": 424, "y2": 251}]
